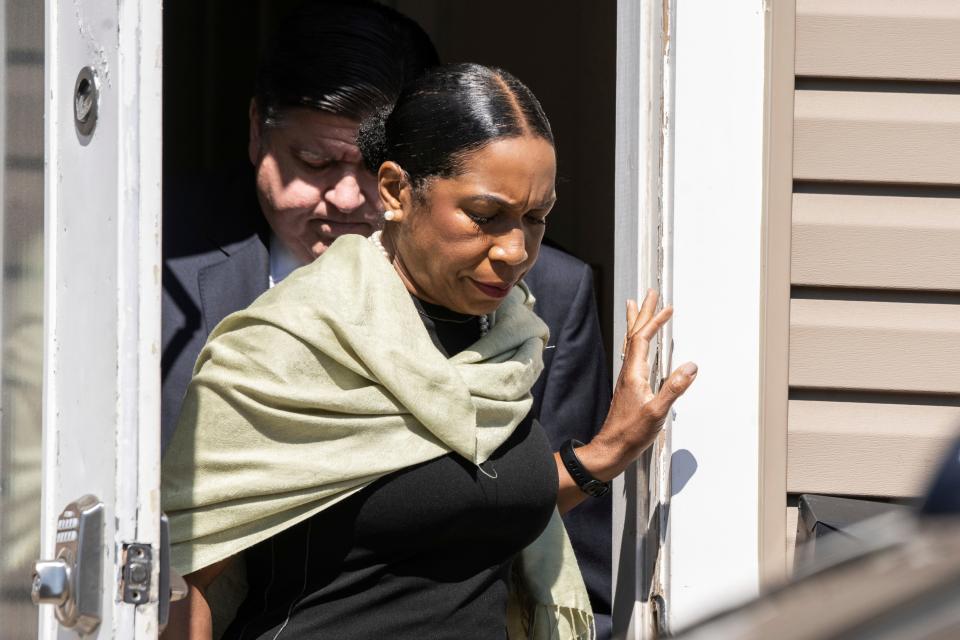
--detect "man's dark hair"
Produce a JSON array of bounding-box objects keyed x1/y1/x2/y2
[
  {"x1": 256, "y1": 0, "x2": 439, "y2": 126},
  {"x1": 357, "y1": 63, "x2": 554, "y2": 192}
]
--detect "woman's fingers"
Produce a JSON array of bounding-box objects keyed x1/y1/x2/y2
[
  {"x1": 637, "y1": 306, "x2": 673, "y2": 342},
  {"x1": 624, "y1": 335, "x2": 652, "y2": 381},
  {"x1": 629, "y1": 290, "x2": 658, "y2": 337},
  {"x1": 622, "y1": 299, "x2": 640, "y2": 358},
  {"x1": 623, "y1": 306, "x2": 673, "y2": 367},
  {"x1": 651, "y1": 361, "x2": 698, "y2": 417},
  {"x1": 626, "y1": 298, "x2": 639, "y2": 328},
  {"x1": 621, "y1": 291, "x2": 672, "y2": 375}
]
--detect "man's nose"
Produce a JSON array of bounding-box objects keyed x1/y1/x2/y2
[
  {"x1": 489, "y1": 228, "x2": 528, "y2": 266},
  {"x1": 324, "y1": 173, "x2": 366, "y2": 214}
]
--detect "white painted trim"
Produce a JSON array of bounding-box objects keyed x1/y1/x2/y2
[
  {"x1": 667, "y1": 0, "x2": 767, "y2": 631},
  {"x1": 612, "y1": 0, "x2": 674, "y2": 637},
  {"x1": 117, "y1": 0, "x2": 163, "y2": 635}
]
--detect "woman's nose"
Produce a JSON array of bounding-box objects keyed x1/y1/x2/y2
[
  {"x1": 324, "y1": 173, "x2": 366, "y2": 214},
  {"x1": 489, "y1": 229, "x2": 528, "y2": 266}
]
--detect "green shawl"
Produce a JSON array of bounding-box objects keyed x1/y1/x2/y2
[{"x1": 162, "y1": 234, "x2": 593, "y2": 638}]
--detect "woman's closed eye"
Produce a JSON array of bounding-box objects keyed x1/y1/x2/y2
[
  {"x1": 465, "y1": 210, "x2": 495, "y2": 227},
  {"x1": 465, "y1": 210, "x2": 548, "y2": 228}
]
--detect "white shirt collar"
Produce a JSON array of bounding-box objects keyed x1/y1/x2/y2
[{"x1": 269, "y1": 234, "x2": 306, "y2": 288}]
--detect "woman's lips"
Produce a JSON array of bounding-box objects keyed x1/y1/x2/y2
[{"x1": 470, "y1": 279, "x2": 512, "y2": 299}]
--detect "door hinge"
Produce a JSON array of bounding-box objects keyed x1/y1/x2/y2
[{"x1": 120, "y1": 543, "x2": 152, "y2": 605}]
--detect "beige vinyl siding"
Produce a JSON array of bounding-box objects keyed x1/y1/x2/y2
[
  {"x1": 793, "y1": 90, "x2": 960, "y2": 185},
  {"x1": 788, "y1": 399, "x2": 960, "y2": 496},
  {"x1": 763, "y1": 0, "x2": 960, "y2": 579},
  {"x1": 796, "y1": 0, "x2": 960, "y2": 81},
  {"x1": 790, "y1": 298, "x2": 960, "y2": 394},
  {"x1": 759, "y1": 0, "x2": 796, "y2": 582},
  {"x1": 792, "y1": 193, "x2": 960, "y2": 290}
]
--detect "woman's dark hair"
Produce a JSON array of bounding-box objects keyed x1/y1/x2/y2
[
  {"x1": 357, "y1": 63, "x2": 554, "y2": 193},
  {"x1": 256, "y1": 0, "x2": 439, "y2": 126}
]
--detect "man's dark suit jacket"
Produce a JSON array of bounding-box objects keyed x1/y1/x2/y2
[
  {"x1": 161, "y1": 170, "x2": 613, "y2": 636},
  {"x1": 524, "y1": 247, "x2": 613, "y2": 638}
]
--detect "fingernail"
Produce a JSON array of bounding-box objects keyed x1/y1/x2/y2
[{"x1": 681, "y1": 362, "x2": 698, "y2": 376}]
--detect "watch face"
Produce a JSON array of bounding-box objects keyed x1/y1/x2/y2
[{"x1": 583, "y1": 479, "x2": 610, "y2": 497}]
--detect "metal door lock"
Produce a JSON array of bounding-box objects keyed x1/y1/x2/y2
[
  {"x1": 32, "y1": 495, "x2": 103, "y2": 634},
  {"x1": 32, "y1": 560, "x2": 70, "y2": 606},
  {"x1": 74, "y1": 66, "x2": 99, "y2": 140}
]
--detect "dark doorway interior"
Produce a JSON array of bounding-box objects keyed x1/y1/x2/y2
[{"x1": 163, "y1": 0, "x2": 616, "y2": 357}]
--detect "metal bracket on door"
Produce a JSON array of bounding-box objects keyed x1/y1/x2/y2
[
  {"x1": 115, "y1": 518, "x2": 187, "y2": 635},
  {"x1": 120, "y1": 515, "x2": 188, "y2": 623},
  {"x1": 120, "y1": 543, "x2": 152, "y2": 605}
]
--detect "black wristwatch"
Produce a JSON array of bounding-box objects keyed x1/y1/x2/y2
[{"x1": 559, "y1": 439, "x2": 611, "y2": 498}]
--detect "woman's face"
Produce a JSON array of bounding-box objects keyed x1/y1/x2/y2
[{"x1": 386, "y1": 135, "x2": 557, "y2": 316}]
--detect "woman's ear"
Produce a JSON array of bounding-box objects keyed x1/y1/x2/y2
[{"x1": 377, "y1": 161, "x2": 411, "y2": 223}]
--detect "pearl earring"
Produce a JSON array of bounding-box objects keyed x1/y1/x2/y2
[{"x1": 384, "y1": 210, "x2": 396, "y2": 221}]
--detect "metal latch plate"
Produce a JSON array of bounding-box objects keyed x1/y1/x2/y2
[{"x1": 121, "y1": 543, "x2": 152, "y2": 605}]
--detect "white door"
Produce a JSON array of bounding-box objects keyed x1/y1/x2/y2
[{"x1": 3, "y1": 0, "x2": 163, "y2": 637}]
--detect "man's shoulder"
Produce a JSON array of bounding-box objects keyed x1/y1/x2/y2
[
  {"x1": 164, "y1": 166, "x2": 262, "y2": 261},
  {"x1": 527, "y1": 244, "x2": 592, "y2": 294},
  {"x1": 525, "y1": 244, "x2": 597, "y2": 331}
]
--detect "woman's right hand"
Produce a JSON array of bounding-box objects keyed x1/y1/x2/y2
[{"x1": 575, "y1": 290, "x2": 697, "y2": 483}]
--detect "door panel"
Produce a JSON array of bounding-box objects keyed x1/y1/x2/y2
[{"x1": 37, "y1": 0, "x2": 162, "y2": 637}]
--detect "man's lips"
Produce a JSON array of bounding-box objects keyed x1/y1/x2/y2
[{"x1": 469, "y1": 278, "x2": 513, "y2": 299}]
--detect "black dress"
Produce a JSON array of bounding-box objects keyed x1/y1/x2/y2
[{"x1": 223, "y1": 297, "x2": 559, "y2": 640}]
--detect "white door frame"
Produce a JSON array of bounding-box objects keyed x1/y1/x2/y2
[
  {"x1": 40, "y1": 0, "x2": 162, "y2": 637},
  {"x1": 667, "y1": 0, "x2": 767, "y2": 630},
  {"x1": 611, "y1": 0, "x2": 675, "y2": 637},
  {"x1": 613, "y1": 0, "x2": 769, "y2": 636}
]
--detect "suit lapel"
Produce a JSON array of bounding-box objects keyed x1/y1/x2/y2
[
  {"x1": 198, "y1": 231, "x2": 270, "y2": 336},
  {"x1": 195, "y1": 168, "x2": 272, "y2": 335}
]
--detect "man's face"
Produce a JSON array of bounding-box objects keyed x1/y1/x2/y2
[{"x1": 248, "y1": 104, "x2": 382, "y2": 264}]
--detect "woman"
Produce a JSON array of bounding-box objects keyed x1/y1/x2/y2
[{"x1": 162, "y1": 63, "x2": 697, "y2": 639}]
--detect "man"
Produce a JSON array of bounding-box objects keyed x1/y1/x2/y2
[
  {"x1": 162, "y1": 1, "x2": 436, "y2": 445},
  {"x1": 161, "y1": 1, "x2": 611, "y2": 634}
]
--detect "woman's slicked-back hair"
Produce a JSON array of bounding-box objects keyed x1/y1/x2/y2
[
  {"x1": 357, "y1": 63, "x2": 554, "y2": 192},
  {"x1": 256, "y1": 0, "x2": 439, "y2": 126}
]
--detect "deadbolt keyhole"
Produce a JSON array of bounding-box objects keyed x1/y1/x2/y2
[{"x1": 74, "y1": 67, "x2": 98, "y2": 139}]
